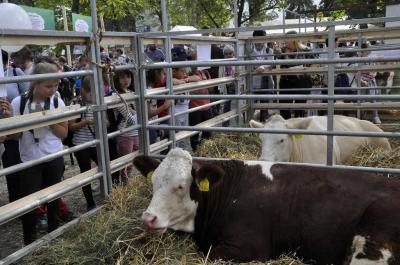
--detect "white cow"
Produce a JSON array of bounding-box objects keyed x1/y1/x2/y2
[{"x1": 250, "y1": 115, "x2": 391, "y2": 164}]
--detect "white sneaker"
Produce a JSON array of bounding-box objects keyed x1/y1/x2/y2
[{"x1": 373, "y1": 117, "x2": 381, "y2": 124}]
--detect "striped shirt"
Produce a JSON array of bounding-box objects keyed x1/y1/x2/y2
[
  {"x1": 72, "y1": 110, "x2": 96, "y2": 146},
  {"x1": 114, "y1": 103, "x2": 139, "y2": 137}
]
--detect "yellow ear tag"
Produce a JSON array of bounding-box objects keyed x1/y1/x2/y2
[
  {"x1": 199, "y1": 178, "x2": 210, "y2": 192},
  {"x1": 147, "y1": 171, "x2": 153, "y2": 184},
  {"x1": 293, "y1": 134, "x2": 303, "y2": 139}
]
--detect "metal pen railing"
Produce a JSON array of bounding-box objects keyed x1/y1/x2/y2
[{"x1": 1, "y1": 2, "x2": 400, "y2": 263}]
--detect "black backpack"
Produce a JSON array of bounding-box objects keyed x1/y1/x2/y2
[{"x1": 20, "y1": 93, "x2": 59, "y2": 144}]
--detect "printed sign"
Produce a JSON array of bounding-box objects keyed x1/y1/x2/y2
[
  {"x1": 21, "y1": 6, "x2": 55, "y2": 30},
  {"x1": 72, "y1": 13, "x2": 92, "y2": 32}
]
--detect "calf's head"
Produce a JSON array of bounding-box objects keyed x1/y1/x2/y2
[
  {"x1": 133, "y1": 148, "x2": 223, "y2": 235},
  {"x1": 250, "y1": 115, "x2": 312, "y2": 162}
]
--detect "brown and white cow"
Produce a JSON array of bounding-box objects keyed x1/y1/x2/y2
[{"x1": 133, "y1": 148, "x2": 400, "y2": 265}]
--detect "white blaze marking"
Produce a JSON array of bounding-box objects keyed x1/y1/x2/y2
[
  {"x1": 244, "y1": 161, "x2": 275, "y2": 180},
  {"x1": 349, "y1": 235, "x2": 392, "y2": 265}
]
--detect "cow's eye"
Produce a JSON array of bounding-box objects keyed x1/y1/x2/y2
[
  {"x1": 279, "y1": 139, "x2": 284, "y2": 143},
  {"x1": 177, "y1": 185, "x2": 183, "y2": 190}
]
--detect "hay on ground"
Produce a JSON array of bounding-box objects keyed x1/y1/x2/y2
[
  {"x1": 196, "y1": 133, "x2": 261, "y2": 160},
  {"x1": 345, "y1": 146, "x2": 400, "y2": 175}
]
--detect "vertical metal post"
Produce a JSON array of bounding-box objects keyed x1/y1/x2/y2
[
  {"x1": 161, "y1": 0, "x2": 176, "y2": 149},
  {"x1": 245, "y1": 39, "x2": 253, "y2": 122},
  {"x1": 136, "y1": 36, "x2": 150, "y2": 155},
  {"x1": 61, "y1": 6, "x2": 72, "y2": 66},
  {"x1": 298, "y1": 16, "x2": 301, "y2": 33},
  {"x1": 282, "y1": 9, "x2": 286, "y2": 34},
  {"x1": 233, "y1": 0, "x2": 241, "y2": 124},
  {"x1": 357, "y1": 33, "x2": 363, "y2": 119},
  {"x1": 304, "y1": 17, "x2": 307, "y2": 33},
  {"x1": 326, "y1": 26, "x2": 335, "y2": 166},
  {"x1": 90, "y1": 0, "x2": 112, "y2": 196},
  {"x1": 132, "y1": 35, "x2": 149, "y2": 156}
]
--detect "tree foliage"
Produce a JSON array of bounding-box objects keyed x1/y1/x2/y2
[
  {"x1": 284, "y1": 0, "x2": 315, "y2": 19},
  {"x1": 319, "y1": 0, "x2": 399, "y2": 19}
]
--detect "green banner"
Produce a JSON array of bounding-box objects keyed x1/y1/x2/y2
[
  {"x1": 72, "y1": 13, "x2": 92, "y2": 32},
  {"x1": 21, "y1": 6, "x2": 55, "y2": 30}
]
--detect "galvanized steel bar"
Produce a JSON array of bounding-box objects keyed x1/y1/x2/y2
[
  {"x1": 90, "y1": 0, "x2": 112, "y2": 197},
  {"x1": 326, "y1": 26, "x2": 335, "y2": 166},
  {"x1": 146, "y1": 125, "x2": 400, "y2": 138},
  {"x1": 0, "y1": 171, "x2": 103, "y2": 226},
  {"x1": 107, "y1": 125, "x2": 142, "y2": 139},
  {"x1": 161, "y1": 0, "x2": 176, "y2": 149},
  {"x1": 0, "y1": 70, "x2": 93, "y2": 85},
  {"x1": 0, "y1": 140, "x2": 99, "y2": 177},
  {"x1": 253, "y1": 102, "x2": 400, "y2": 110},
  {"x1": 245, "y1": 39, "x2": 254, "y2": 122},
  {"x1": 138, "y1": 36, "x2": 151, "y2": 155},
  {"x1": 233, "y1": 0, "x2": 240, "y2": 124},
  {"x1": 146, "y1": 94, "x2": 400, "y2": 100},
  {"x1": 0, "y1": 205, "x2": 104, "y2": 265},
  {"x1": 149, "y1": 100, "x2": 229, "y2": 125},
  {"x1": 150, "y1": 155, "x2": 400, "y2": 175},
  {"x1": 133, "y1": 35, "x2": 149, "y2": 156},
  {"x1": 251, "y1": 86, "x2": 400, "y2": 92},
  {"x1": 357, "y1": 33, "x2": 363, "y2": 119},
  {"x1": 147, "y1": 76, "x2": 236, "y2": 95},
  {"x1": 142, "y1": 56, "x2": 400, "y2": 69},
  {"x1": 140, "y1": 17, "x2": 400, "y2": 37},
  {"x1": 0, "y1": 107, "x2": 86, "y2": 136}
]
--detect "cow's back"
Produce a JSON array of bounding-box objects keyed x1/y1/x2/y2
[
  {"x1": 306, "y1": 116, "x2": 391, "y2": 164},
  {"x1": 268, "y1": 163, "x2": 400, "y2": 264}
]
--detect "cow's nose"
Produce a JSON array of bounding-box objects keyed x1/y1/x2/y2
[{"x1": 143, "y1": 212, "x2": 157, "y2": 228}]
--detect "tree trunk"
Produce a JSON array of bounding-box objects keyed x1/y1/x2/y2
[
  {"x1": 72, "y1": 0, "x2": 80, "y2": 14},
  {"x1": 238, "y1": 0, "x2": 245, "y2": 27}
]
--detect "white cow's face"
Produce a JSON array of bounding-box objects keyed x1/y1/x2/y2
[
  {"x1": 250, "y1": 115, "x2": 291, "y2": 162},
  {"x1": 142, "y1": 149, "x2": 197, "y2": 234}
]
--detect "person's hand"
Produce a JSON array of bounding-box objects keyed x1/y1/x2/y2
[
  {"x1": 85, "y1": 119, "x2": 95, "y2": 125},
  {"x1": 0, "y1": 136, "x2": 5, "y2": 144},
  {"x1": 0, "y1": 99, "x2": 12, "y2": 118},
  {"x1": 174, "y1": 79, "x2": 186, "y2": 85},
  {"x1": 164, "y1": 99, "x2": 174, "y2": 108},
  {"x1": 256, "y1": 66, "x2": 265, "y2": 73}
]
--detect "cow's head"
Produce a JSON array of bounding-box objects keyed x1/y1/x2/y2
[
  {"x1": 133, "y1": 148, "x2": 224, "y2": 235},
  {"x1": 250, "y1": 115, "x2": 312, "y2": 162}
]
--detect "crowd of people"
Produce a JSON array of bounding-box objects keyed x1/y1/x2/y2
[{"x1": 0, "y1": 30, "x2": 396, "y2": 245}]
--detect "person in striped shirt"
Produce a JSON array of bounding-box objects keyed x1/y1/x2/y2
[
  {"x1": 69, "y1": 77, "x2": 109, "y2": 211},
  {"x1": 113, "y1": 70, "x2": 138, "y2": 184}
]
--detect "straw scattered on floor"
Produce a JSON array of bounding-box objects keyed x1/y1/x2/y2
[{"x1": 196, "y1": 133, "x2": 261, "y2": 160}]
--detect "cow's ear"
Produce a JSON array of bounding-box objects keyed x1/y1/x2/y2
[
  {"x1": 133, "y1": 155, "x2": 160, "y2": 181},
  {"x1": 249, "y1": 120, "x2": 264, "y2": 128},
  {"x1": 286, "y1": 117, "x2": 312, "y2": 130},
  {"x1": 192, "y1": 162, "x2": 224, "y2": 192}
]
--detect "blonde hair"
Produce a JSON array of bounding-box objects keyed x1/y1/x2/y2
[{"x1": 28, "y1": 58, "x2": 59, "y2": 99}]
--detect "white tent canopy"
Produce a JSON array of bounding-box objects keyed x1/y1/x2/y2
[{"x1": 170, "y1": 25, "x2": 201, "y2": 36}]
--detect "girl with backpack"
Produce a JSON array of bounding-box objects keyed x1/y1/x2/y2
[
  {"x1": 10, "y1": 58, "x2": 68, "y2": 245},
  {"x1": 113, "y1": 70, "x2": 138, "y2": 185}
]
